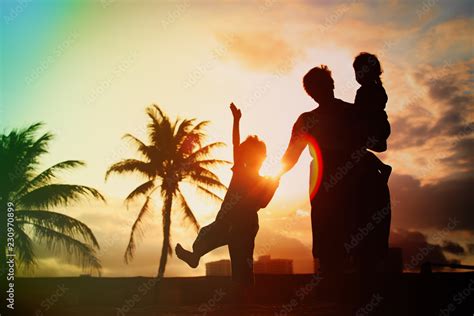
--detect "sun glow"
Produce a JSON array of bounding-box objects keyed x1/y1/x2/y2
[{"x1": 260, "y1": 160, "x2": 284, "y2": 178}]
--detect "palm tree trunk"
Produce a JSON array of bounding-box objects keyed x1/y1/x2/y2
[{"x1": 157, "y1": 191, "x2": 173, "y2": 278}]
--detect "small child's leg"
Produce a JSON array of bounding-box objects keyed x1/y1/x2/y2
[
  {"x1": 229, "y1": 239, "x2": 255, "y2": 287},
  {"x1": 175, "y1": 243, "x2": 199, "y2": 268},
  {"x1": 228, "y1": 225, "x2": 258, "y2": 303},
  {"x1": 193, "y1": 221, "x2": 228, "y2": 256},
  {"x1": 228, "y1": 242, "x2": 255, "y2": 304},
  {"x1": 176, "y1": 221, "x2": 229, "y2": 269}
]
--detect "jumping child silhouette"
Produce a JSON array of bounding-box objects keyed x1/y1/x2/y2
[{"x1": 176, "y1": 103, "x2": 279, "y2": 289}]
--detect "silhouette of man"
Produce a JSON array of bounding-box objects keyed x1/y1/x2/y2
[{"x1": 281, "y1": 65, "x2": 360, "y2": 299}]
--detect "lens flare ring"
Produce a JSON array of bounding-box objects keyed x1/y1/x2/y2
[{"x1": 307, "y1": 136, "x2": 323, "y2": 200}]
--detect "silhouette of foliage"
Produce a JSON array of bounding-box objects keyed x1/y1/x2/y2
[
  {"x1": 105, "y1": 105, "x2": 229, "y2": 277},
  {"x1": 0, "y1": 123, "x2": 105, "y2": 274}
]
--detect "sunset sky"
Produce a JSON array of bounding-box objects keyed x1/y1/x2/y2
[{"x1": 1, "y1": 0, "x2": 473, "y2": 277}]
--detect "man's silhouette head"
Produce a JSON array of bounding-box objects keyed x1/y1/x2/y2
[{"x1": 303, "y1": 65, "x2": 334, "y2": 104}]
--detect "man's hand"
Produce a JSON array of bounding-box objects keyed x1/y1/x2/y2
[{"x1": 230, "y1": 102, "x2": 242, "y2": 120}]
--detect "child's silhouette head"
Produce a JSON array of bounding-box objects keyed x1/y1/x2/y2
[
  {"x1": 239, "y1": 135, "x2": 267, "y2": 172},
  {"x1": 303, "y1": 65, "x2": 335, "y2": 103},
  {"x1": 353, "y1": 52, "x2": 383, "y2": 85}
]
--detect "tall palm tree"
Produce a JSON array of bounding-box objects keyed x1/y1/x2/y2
[
  {"x1": 0, "y1": 123, "x2": 105, "y2": 277},
  {"x1": 105, "y1": 105, "x2": 228, "y2": 277}
]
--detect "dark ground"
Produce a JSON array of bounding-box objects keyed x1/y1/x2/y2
[{"x1": 6, "y1": 273, "x2": 474, "y2": 316}]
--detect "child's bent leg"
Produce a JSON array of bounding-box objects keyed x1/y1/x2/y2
[
  {"x1": 176, "y1": 221, "x2": 228, "y2": 269},
  {"x1": 175, "y1": 243, "x2": 199, "y2": 268},
  {"x1": 192, "y1": 221, "x2": 229, "y2": 256}
]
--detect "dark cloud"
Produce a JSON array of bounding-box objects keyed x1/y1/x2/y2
[
  {"x1": 389, "y1": 60, "x2": 474, "y2": 156},
  {"x1": 440, "y1": 137, "x2": 474, "y2": 171},
  {"x1": 390, "y1": 229, "x2": 459, "y2": 271},
  {"x1": 389, "y1": 173, "x2": 474, "y2": 231},
  {"x1": 389, "y1": 118, "x2": 431, "y2": 149},
  {"x1": 441, "y1": 240, "x2": 465, "y2": 255},
  {"x1": 427, "y1": 72, "x2": 473, "y2": 137},
  {"x1": 468, "y1": 243, "x2": 474, "y2": 255}
]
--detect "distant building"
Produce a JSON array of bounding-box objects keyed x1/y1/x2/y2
[
  {"x1": 254, "y1": 255, "x2": 293, "y2": 274},
  {"x1": 205, "y1": 256, "x2": 294, "y2": 276},
  {"x1": 205, "y1": 259, "x2": 231, "y2": 276}
]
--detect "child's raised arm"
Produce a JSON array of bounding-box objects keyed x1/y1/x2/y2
[{"x1": 230, "y1": 102, "x2": 242, "y2": 162}]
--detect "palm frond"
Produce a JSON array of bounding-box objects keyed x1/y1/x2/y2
[
  {"x1": 0, "y1": 124, "x2": 53, "y2": 196},
  {"x1": 3, "y1": 122, "x2": 45, "y2": 149},
  {"x1": 184, "y1": 142, "x2": 226, "y2": 164},
  {"x1": 191, "y1": 167, "x2": 222, "y2": 181},
  {"x1": 122, "y1": 134, "x2": 151, "y2": 158},
  {"x1": 176, "y1": 159, "x2": 229, "y2": 182},
  {"x1": 16, "y1": 160, "x2": 86, "y2": 200},
  {"x1": 124, "y1": 196, "x2": 153, "y2": 263},
  {"x1": 19, "y1": 130, "x2": 54, "y2": 170},
  {"x1": 195, "y1": 159, "x2": 231, "y2": 167},
  {"x1": 19, "y1": 122, "x2": 44, "y2": 136},
  {"x1": 176, "y1": 188, "x2": 199, "y2": 232},
  {"x1": 18, "y1": 184, "x2": 106, "y2": 209},
  {"x1": 189, "y1": 121, "x2": 210, "y2": 134},
  {"x1": 178, "y1": 130, "x2": 203, "y2": 159},
  {"x1": 124, "y1": 180, "x2": 156, "y2": 207},
  {"x1": 14, "y1": 221, "x2": 37, "y2": 268},
  {"x1": 187, "y1": 121, "x2": 210, "y2": 144},
  {"x1": 196, "y1": 185, "x2": 224, "y2": 202},
  {"x1": 189, "y1": 174, "x2": 228, "y2": 192},
  {"x1": 149, "y1": 104, "x2": 168, "y2": 121},
  {"x1": 105, "y1": 159, "x2": 152, "y2": 180},
  {"x1": 17, "y1": 210, "x2": 100, "y2": 248},
  {"x1": 27, "y1": 222, "x2": 102, "y2": 274},
  {"x1": 146, "y1": 105, "x2": 173, "y2": 149},
  {"x1": 174, "y1": 118, "x2": 196, "y2": 145}
]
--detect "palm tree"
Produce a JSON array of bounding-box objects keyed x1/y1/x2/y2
[
  {"x1": 0, "y1": 123, "x2": 105, "y2": 276},
  {"x1": 105, "y1": 105, "x2": 228, "y2": 277}
]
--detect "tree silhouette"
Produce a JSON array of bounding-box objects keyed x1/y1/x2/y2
[
  {"x1": 0, "y1": 123, "x2": 105, "y2": 275},
  {"x1": 105, "y1": 105, "x2": 228, "y2": 277}
]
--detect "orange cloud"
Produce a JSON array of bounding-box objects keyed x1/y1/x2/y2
[
  {"x1": 216, "y1": 31, "x2": 302, "y2": 73},
  {"x1": 417, "y1": 18, "x2": 474, "y2": 62}
]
